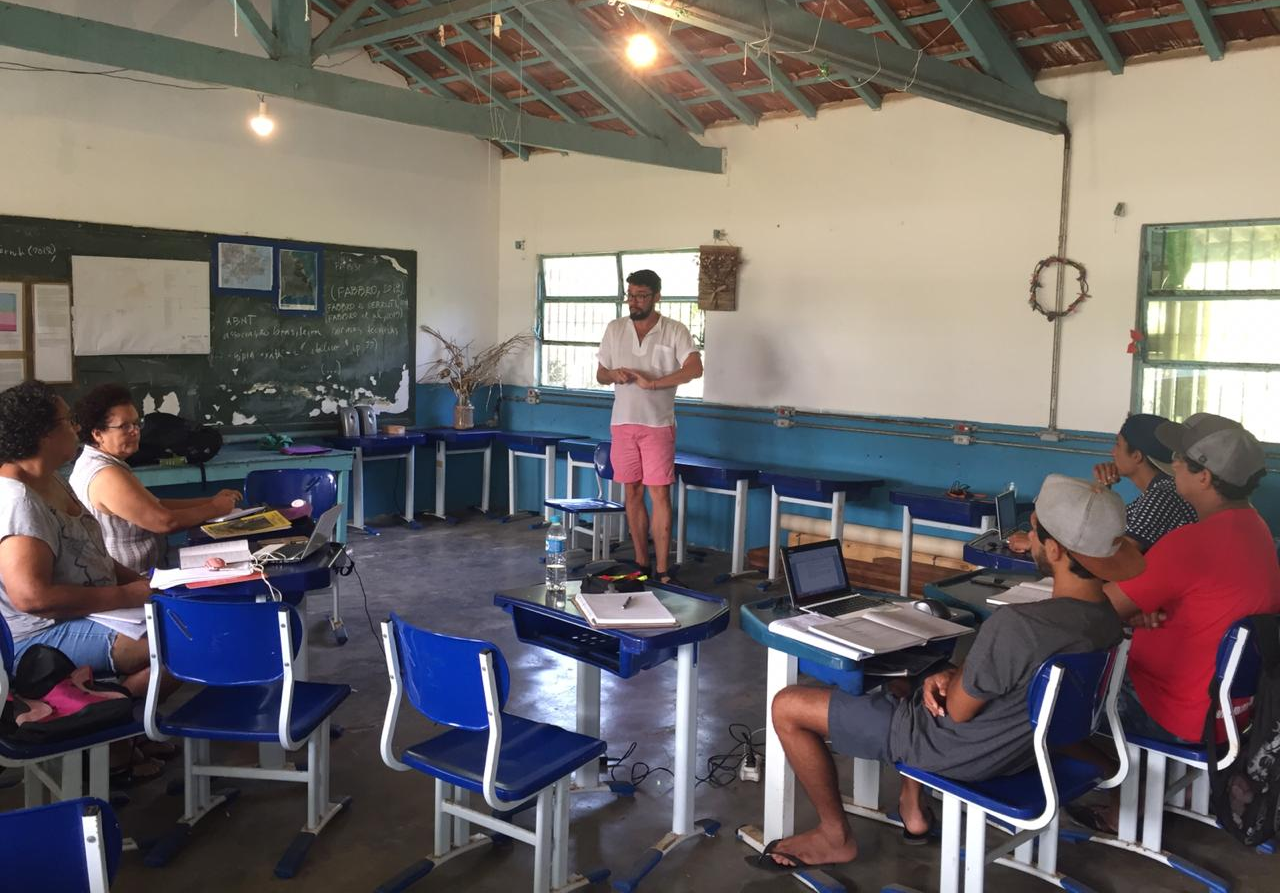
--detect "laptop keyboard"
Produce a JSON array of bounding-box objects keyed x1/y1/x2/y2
[{"x1": 809, "y1": 594, "x2": 888, "y2": 617}]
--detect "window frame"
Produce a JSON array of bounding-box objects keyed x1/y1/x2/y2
[
  {"x1": 535, "y1": 248, "x2": 705, "y2": 397},
  {"x1": 1132, "y1": 217, "x2": 1280, "y2": 444}
]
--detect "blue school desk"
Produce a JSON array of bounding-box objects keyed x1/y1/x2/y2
[
  {"x1": 673, "y1": 452, "x2": 761, "y2": 576},
  {"x1": 495, "y1": 430, "x2": 583, "y2": 524},
  {"x1": 327, "y1": 433, "x2": 428, "y2": 535},
  {"x1": 493, "y1": 580, "x2": 728, "y2": 892},
  {"x1": 132, "y1": 445, "x2": 355, "y2": 545},
  {"x1": 415, "y1": 427, "x2": 496, "y2": 523},
  {"x1": 962, "y1": 536, "x2": 1038, "y2": 574},
  {"x1": 924, "y1": 568, "x2": 1043, "y2": 623},
  {"x1": 756, "y1": 468, "x2": 885, "y2": 587}
]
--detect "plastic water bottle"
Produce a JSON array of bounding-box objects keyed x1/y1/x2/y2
[{"x1": 545, "y1": 519, "x2": 567, "y2": 596}]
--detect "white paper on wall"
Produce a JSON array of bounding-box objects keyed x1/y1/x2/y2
[
  {"x1": 71, "y1": 256, "x2": 210, "y2": 355},
  {"x1": 32, "y1": 283, "x2": 73, "y2": 382}
]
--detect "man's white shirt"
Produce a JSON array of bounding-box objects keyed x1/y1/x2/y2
[{"x1": 597, "y1": 314, "x2": 697, "y2": 427}]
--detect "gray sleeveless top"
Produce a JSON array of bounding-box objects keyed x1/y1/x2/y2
[{"x1": 68, "y1": 446, "x2": 167, "y2": 574}]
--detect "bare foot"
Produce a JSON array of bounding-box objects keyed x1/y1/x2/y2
[
  {"x1": 766, "y1": 824, "x2": 858, "y2": 868},
  {"x1": 899, "y1": 790, "x2": 933, "y2": 836}
]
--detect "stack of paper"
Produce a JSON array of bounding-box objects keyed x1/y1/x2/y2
[
  {"x1": 150, "y1": 564, "x2": 257, "y2": 590},
  {"x1": 180, "y1": 539, "x2": 253, "y2": 568},
  {"x1": 987, "y1": 577, "x2": 1055, "y2": 606},
  {"x1": 573, "y1": 590, "x2": 678, "y2": 629},
  {"x1": 88, "y1": 607, "x2": 147, "y2": 641}
]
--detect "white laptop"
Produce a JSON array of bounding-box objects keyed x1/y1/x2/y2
[{"x1": 252, "y1": 504, "x2": 343, "y2": 564}]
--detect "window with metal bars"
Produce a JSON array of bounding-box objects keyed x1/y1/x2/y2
[
  {"x1": 536, "y1": 250, "x2": 705, "y2": 398},
  {"x1": 1135, "y1": 220, "x2": 1280, "y2": 442}
]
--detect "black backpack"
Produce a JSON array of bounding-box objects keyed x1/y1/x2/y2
[
  {"x1": 127, "y1": 412, "x2": 222, "y2": 468},
  {"x1": 0, "y1": 645, "x2": 135, "y2": 744},
  {"x1": 1205, "y1": 613, "x2": 1280, "y2": 847}
]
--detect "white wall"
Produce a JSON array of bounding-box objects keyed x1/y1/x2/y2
[
  {"x1": 498, "y1": 47, "x2": 1280, "y2": 432},
  {"x1": 0, "y1": 0, "x2": 502, "y2": 370}
]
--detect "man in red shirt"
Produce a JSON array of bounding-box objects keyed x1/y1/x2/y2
[{"x1": 1105, "y1": 413, "x2": 1279, "y2": 745}]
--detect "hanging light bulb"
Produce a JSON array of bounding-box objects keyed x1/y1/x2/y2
[
  {"x1": 249, "y1": 95, "x2": 275, "y2": 137},
  {"x1": 625, "y1": 33, "x2": 658, "y2": 68}
]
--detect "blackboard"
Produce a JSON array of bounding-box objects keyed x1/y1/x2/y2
[{"x1": 0, "y1": 215, "x2": 415, "y2": 433}]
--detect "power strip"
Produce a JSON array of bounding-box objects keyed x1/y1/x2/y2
[{"x1": 739, "y1": 751, "x2": 761, "y2": 784}]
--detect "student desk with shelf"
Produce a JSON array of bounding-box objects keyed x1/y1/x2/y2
[
  {"x1": 415, "y1": 427, "x2": 497, "y2": 523},
  {"x1": 493, "y1": 580, "x2": 728, "y2": 893},
  {"x1": 326, "y1": 432, "x2": 428, "y2": 535},
  {"x1": 132, "y1": 445, "x2": 355, "y2": 545}
]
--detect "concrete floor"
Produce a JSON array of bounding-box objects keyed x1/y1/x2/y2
[{"x1": 7, "y1": 515, "x2": 1273, "y2": 892}]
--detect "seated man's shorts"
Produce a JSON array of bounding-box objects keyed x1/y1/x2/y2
[
  {"x1": 13, "y1": 618, "x2": 118, "y2": 677},
  {"x1": 827, "y1": 688, "x2": 898, "y2": 763},
  {"x1": 1117, "y1": 677, "x2": 1196, "y2": 746},
  {"x1": 610, "y1": 424, "x2": 676, "y2": 486}
]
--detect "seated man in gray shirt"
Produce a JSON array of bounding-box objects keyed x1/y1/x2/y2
[{"x1": 757, "y1": 475, "x2": 1138, "y2": 872}]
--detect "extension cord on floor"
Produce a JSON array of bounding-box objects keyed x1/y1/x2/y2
[{"x1": 739, "y1": 752, "x2": 761, "y2": 784}]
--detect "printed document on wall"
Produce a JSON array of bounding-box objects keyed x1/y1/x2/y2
[
  {"x1": 32, "y1": 283, "x2": 73, "y2": 382},
  {"x1": 71, "y1": 256, "x2": 210, "y2": 355}
]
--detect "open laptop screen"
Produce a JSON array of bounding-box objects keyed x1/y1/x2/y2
[
  {"x1": 994, "y1": 489, "x2": 1018, "y2": 538},
  {"x1": 781, "y1": 539, "x2": 851, "y2": 607}
]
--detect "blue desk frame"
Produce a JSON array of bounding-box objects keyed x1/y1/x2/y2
[
  {"x1": 327, "y1": 433, "x2": 427, "y2": 535},
  {"x1": 416, "y1": 427, "x2": 495, "y2": 523},
  {"x1": 495, "y1": 430, "x2": 582, "y2": 525},
  {"x1": 674, "y1": 453, "x2": 761, "y2": 576},
  {"x1": 494, "y1": 581, "x2": 728, "y2": 893},
  {"x1": 133, "y1": 445, "x2": 355, "y2": 545}
]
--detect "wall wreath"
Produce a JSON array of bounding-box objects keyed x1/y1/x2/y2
[{"x1": 1028, "y1": 256, "x2": 1090, "y2": 321}]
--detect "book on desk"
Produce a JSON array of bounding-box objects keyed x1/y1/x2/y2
[
  {"x1": 200, "y1": 509, "x2": 291, "y2": 539},
  {"x1": 808, "y1": 606, "x2": 970, "y2": 655},
  {"x1": 573, "y1": 590, "x2": 678, "y2": 630}
]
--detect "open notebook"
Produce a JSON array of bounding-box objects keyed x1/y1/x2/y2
[
  {"x1": 809, "y1": 606, "x2": 971, "y2": 655},
  {"x1": 573, "y1": 591, "x2": 678, "y2": 630},
  {"x1": 987, "y1": 577, "x2": 1054, "y2": 606}
]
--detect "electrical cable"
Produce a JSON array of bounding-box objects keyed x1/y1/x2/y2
[
  {"x1": 601, "y1": 722, "x2": 766, "y2": 791},
  {"x1": 349, "y1": 562, "x2": 380, "y2": 640}
]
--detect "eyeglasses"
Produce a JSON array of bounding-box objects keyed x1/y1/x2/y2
[
  {"x1": 102, "y1": 422, "x2": 143, "y2": 432},
  {"x1": 626, "y1": 290, "x2": 655, "y2": 301}
]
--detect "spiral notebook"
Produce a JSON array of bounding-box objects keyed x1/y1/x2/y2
[{"x1": 573, "y1": 591, "x2": 678, "y2": 630}]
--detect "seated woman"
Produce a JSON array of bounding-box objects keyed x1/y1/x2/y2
[
  {"x1": 0, "y1": 381, "x2": 154, "y2": 693},
  {"x1": 69, "y1": 383, "x2": 241, "y2": 573}
]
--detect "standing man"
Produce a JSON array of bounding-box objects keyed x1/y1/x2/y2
[{"x1": 597, "y1": 269, "x2": 703, "y2": 583}]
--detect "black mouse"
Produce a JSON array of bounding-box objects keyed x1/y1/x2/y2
[{"x1": 913, "y1": 598, "x2": 952, "y2": 620}]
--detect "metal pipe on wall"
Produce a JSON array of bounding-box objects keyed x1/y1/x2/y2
[{"x1": 1047, "y1": 128, "x2": 1073, "y2": 432}]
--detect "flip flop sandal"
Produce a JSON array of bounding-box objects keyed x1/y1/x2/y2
[
  {"x1": 109, "y1": 749, "x2": 164, "y2": 788},
  {"x1": 902, "y1": 808, "x2": 937, "y2": 845},
  {"x1": 742, "y1": 838, "x2": 846, "y2": 874},
  {"x1": 1066, "y1": 803, "x2": 1119, "y2": 836}
]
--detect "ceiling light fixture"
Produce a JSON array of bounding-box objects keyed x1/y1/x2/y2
[
  {"x1": 249, "y1": 95, "x2": 275, "y2": 138},
  {"x1": 625, "y1": 33, "x2": 658, "y2": 68}
]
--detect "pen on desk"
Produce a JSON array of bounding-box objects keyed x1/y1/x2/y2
[{"x1": 622, "y1": 595, "x2": 633, "y2": 609}]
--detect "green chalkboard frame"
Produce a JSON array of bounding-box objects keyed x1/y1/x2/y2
[{"x1": 0, "y1": 215, "x2": 416, "y2": 435}]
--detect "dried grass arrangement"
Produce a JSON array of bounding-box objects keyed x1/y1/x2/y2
[{"x1": 419, "y1": 325, "x2": 532, "y2": 427}]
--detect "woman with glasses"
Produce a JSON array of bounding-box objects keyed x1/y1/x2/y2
[{"x1": 69, "y1": 383, "x2": 240, "y2": 573}]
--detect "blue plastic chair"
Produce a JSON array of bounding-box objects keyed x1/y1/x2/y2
[
  {"x1": 886, "y1": 639, "x2": 1130, "y2": 893},
  {"x1": 244, "y1": 468, "x2": 347, "y2": 644},
  {"x1": 142, "y1": 595, "x2": 351, "y2": 879},
  {"x1": 0, "y1": 797, "x2": 122, "y2": 892},
  {"x1": 545, "y1": 443, "x2": 627, "y2": 571},
  {"x1": 377, "y1": 614, "x2": 610, "y2": 893},
  {"x1": 1063, "y1": 619, "x2": 1267, "y2": 892},
  {"x1": 0, "y1": 616, "x2": 144, "y2": 807}
]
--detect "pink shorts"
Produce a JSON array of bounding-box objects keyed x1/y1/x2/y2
[{"x1": 610, "y1": 424, "x2": 676, "y2": 486}]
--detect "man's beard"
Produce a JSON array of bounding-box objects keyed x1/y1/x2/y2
[
  {"x1": 629, "y1": 306, "x2": 654, "y2": 321},
  {"x1": 1033, "y1": 549, "x2": 1054, "y2": 577}
]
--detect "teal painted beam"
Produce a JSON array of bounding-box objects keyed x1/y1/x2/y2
[
  {"x1": 648, "y1": 29, "x2": 759, "y2": 126},
  {"x1": 0, "y1": 2, "x2": 722, "y2": 173},
  {"x1": 230, "y1": 0, "x2": 278, "y2": 57},
  {"x1": 450, "y1": 18, "x2": 587, "y2": 123},
  {"x1": 860, "y1": 0, "x2": 920, "y2": 50},
  {"x1": 271, "y1": 0, "x2": 311, "y2": 63},
  {"x1": 327, "y1": 0, "x2": 512, "y2": 54},
  {"x1": 627, "y1": 0, "x2": 1067, "y2": 134},
  {"x1": 758, "y1": 52, "x2": 818, "y2": 118},
  {"x1": 932, "y1": 0, "x2": 1036, "y2": 92},
  {"x1": 1181, "y1": 0, "x2": 1226, "y2": 60},
  {"x1": 517, "y1": 1, "x2": 701, "y2": 144},
  {"x1": 1066, "y1": 0, "x2": 1123, "y2": 74},
  {"x1": 311, "y1": 0, "x2": 379, "y2": 60}
]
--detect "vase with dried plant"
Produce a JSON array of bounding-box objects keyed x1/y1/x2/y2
[{"x1": 419, "y1": 325, "x2": 532, "y2": 429}]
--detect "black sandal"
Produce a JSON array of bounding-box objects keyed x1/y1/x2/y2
[
  {"x1": 1066, "y1": 803, "x2": 1119, "y2": 836},
  {"x1": 110, "y1": 748, "x2": 164, "y2": 788},
  {"x1": 902, "y1": 807, "x2": 936, "y2": 845}
]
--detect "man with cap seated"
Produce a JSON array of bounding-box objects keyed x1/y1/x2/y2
[
  {"x1": 1009, "y1": 413, "x2": 1196, "y2": 555},
  {"x1": 756, "y1": 476, "x2": 1135, "y2": 873},
  {"x1": 1104, "y1": 413, "x2": 1280, "y2": 743},
  {"x1": 1067, "y1": 413, "x2": 1280, "y2": 834}
]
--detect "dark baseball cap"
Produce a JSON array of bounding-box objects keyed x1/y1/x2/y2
[
  {"x1": 1156, "y1": 413, "x2": 1267, "y2": 487},
  {"x1": 1119, "y1": 413, "x2": 1175, "y2": 474}
]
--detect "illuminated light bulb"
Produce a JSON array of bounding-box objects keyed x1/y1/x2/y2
[
  {"x1": 249, "y1": 97, "x2": 275, "y2": 137},
  {"x1": 625, "y1": 33, "x2": 658, "y2": 68}
]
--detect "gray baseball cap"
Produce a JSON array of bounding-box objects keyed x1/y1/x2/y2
[
  {"x1": 1155, "y1": 413, "x2": 1266, "y2": 487},
  {"x1": 1034, "y1": 474, "x2": 1145, "y2": 581}
]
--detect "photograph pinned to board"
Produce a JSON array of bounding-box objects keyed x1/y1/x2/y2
[
  {"x1": 214, "y1": 238, "x2": 276, "y2": 295},
  {"x1": 277, "y1": 245, "x2": 322, "y2": 313},
  {"x1": 31, "y1": 282, "x2": 73, "y2": 383},
  {"x1": 0, "y1": 281, "x2": 23, "y2": 351}
]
